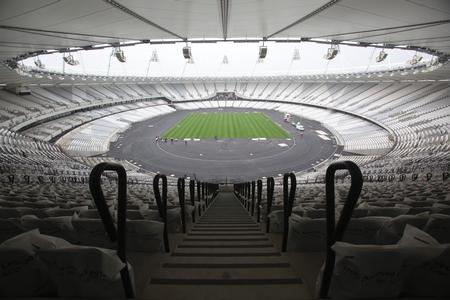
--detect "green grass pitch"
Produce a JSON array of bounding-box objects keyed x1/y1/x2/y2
[{"x1": 163, "y1": 112, "x2": 290, "y2": 139}]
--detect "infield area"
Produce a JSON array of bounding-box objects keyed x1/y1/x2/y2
[{"x1": 162, "y1": 112, "x2": 290, "y2": 139}]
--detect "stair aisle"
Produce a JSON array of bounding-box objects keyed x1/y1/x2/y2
[{"x1": 142, "y1": 191, "x2": 312, "y2": 300}]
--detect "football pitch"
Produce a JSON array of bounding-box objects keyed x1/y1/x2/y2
[{"x1": 162, "y1": 112, "x2": 290, "y2": 139}]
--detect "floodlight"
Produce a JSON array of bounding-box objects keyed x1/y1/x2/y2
[
  {"x1": 34, "y1": 57, "x2": 45, "y2": 69},
  {"x1": 408, "y1": 53, "x2": 423, "y2": 65},
  {"x1": 324, "y1": 44, "x2": 339, "y2": 60},
  {"x1": 376, "y1": 50, "x2": 388, "y2": 62},
  {"x1": 259, "y1": 46, "x2": 267, "y2": 59},
  {"x1": 114, "y1": 48, "x2": 126, "y2": 62},
  {"x1": 183, "y1": 46, "x2": 192, "y2": 59},
  {"x1": 63, "y1": 54, "x2": 79, "y2": 66}
]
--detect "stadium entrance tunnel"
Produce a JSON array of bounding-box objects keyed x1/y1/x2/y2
[{"x1": 107, "y1": 108, "x2": 340, "y2": 182}]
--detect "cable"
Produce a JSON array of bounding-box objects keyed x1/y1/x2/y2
[
  {"x1": 2, "y1": 27, "x2": 107, "y2": 44},
  {"x1": 311, "y1": 19, "x2": 450, "y2": 40},
  {"x1": 345, "y1": 23, "x2": 445, "y2": 42}
]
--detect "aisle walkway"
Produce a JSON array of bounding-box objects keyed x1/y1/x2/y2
[{"x1": 144, "y1": 191, "x2": 312, "y2": 300}]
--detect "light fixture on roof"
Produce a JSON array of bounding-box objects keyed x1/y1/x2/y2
[
  {"x1": 34, "y1": 57, "x2": 45, "y2": 69},
  {"x1": 408, "y1": 53, "x2": 423, "y2": 65},
  {"x1": 182, "y1": 41, "x2": 192, "y2": 59},
  {"x1": 376, "y1": 49, "x2": 388, "y2": 62},
  {"x1": 63, "y1": 54, "x2": 79, "y2": 66},
  {"x1": 222, "y1": 55, "x2": 229, "y2": 64},
  {"x1": 259, "y1": 41, "x2": 267, "y2": 59},
  {"x1": 292, "y1": 48, "x2": 300, "y2": 61},
  {"x1": 150, "y1": 50, "x2": 159, "y2": 62},
  {"x1": 113, "y1": 47, "x2": 126, "y2": 62},
  {"x1": 324, "y1": 44, "x2": 339, "y2": 60}
]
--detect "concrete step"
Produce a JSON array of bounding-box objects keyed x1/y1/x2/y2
[
  {"x1": 187, "y1": 232, "x2": 266, "y2": 236},
  {"x1": 164, "y1": 255, "x2": 293, "y2": 265},
  {"x1": 149, "y1": 266, "x2": 302, "y2": 281},
  {"x1": 173, "y1": 245, "x2": 278, "y2": 254},
  {"x1": 177, "y1": 240, "x2": 273, "y2": 247},
  {"x1": 200, "y1": 217, "x2": 253, "y2": 220},
  {"x1": 197, "y1": 221, "x2": 257, "y2": 224},
  {"x1": 193, "y1": 224, "x2": 260, "y2": 228},
  {"x1": 143, "y1": 191, "x2": 309, "y2": 300},
  {"x1": 190, "y1": 228, "x2": 262, "y2": 232},
  {"x1": 177, "y1": 244, "x2": 274, "y2": 249},
  {"x1": 171, "y1": 252, "x2": 281, "y2": 257},
  {"x1": 142, "y1": 283, "x2": 312, "y2": 300},
  {"x1": 183, "y1": 237, "x2": 270, "y2": 242},
  {"x1": 161, "y1": 262, "x2": 290, "y2": 269}
]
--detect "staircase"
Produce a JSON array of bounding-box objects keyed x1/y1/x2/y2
[{"x1": 142, "y1": 191, "x2": 312, "y2": 300}]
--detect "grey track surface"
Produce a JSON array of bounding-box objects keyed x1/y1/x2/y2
[{"x1": 107, "y1": 108, "x2": 339, "y2": 183}]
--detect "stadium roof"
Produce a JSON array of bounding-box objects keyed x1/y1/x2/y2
[{"x1": 0, "y1": 0, "x2": 449, "y2": 84}]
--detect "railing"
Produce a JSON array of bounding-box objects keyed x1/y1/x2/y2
[
  {"x1": 282, "y1": 172, "x2": 296, "y2": 252},
  {"x1": 189, "y1": 179, "x2": 196, "y2": 223},
  {"x1": 319, "y1": 161, "x2": 363, "y2": 298},
  {"x1": 251, "y1": 181, "x2": 256, "y2": 216},
  {"x1": 197, "y1": 181, "x2": 202, "y2": 216},
  {"x1": 196, "y1": 181, "x2": 203, "y2": 216},
  {"x1": 265, "y1": 177, "x2": 274, "y2": 233},
  {"x1": 247, "y1": 182, "x2": 251, "y2": 211},
  {"x1": 177, "y1": 177, "x2": 186, "y2": 233},
  {"x1": 153, "y1": 174, "x2": 170, "y2": 252},
  {"x1": 202, "y1": 182, "x2": 206, "y2": 208},
  {"x1": 256, "y1": 179, "x2": 262, "y2": 223},
  {"x1": 89, "y1": 162, "x2": 134, "y2": 299}
]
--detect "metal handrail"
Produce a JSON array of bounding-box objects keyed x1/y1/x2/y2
[
  {"x1": 282, "y1": 172, "x2": 296, "y2": 252},
  {"x1": 251, "y1": 181, "x2": 256, "y2": 216},
  {"x1": 189, "y1": 179, "x2": 196, "y2": 223},
  {"x1": 319, "y1": 161, "x2": 363, "y2": 299},
  {"x1": 89, "y1": 162, "x2": 134, "y2": 299},
  {"x1": 177, "y1": 178, "x2": 186, "y2": 233},
  {"x1": 205, "y1": 183, "x2": 209, "y2": 208},
  {"x1": 247, "y1": 182, "x2": 251, "y2": 212},
  {"x1": 256, "y1": 179, "x2": 262, "y2": 223},
  {"x1": 202, "y1": 182, "x2": 206, "y2": 209},
  {"x1": 266, "y1": 177, "x2": 274, "y2": 233},
  {"x1": 197, "y1": 181, "x2": 202, "y2": 216},
  {"x1": 153, "y1": 174, "x2": 170, "y2": 252}
]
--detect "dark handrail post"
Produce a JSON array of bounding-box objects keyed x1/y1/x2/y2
[
  {"x1": 247, "y1": 182, "x2": 251, "y2": 212},
  {"x1": 177, "y1": 178, "x2": 186, "y2": 233},
  {"x1": 243, "y1": 183, "x2": 246, "y2": 208},
  {"x1": 266, "y1": 177, "x2": 274, "y2": 233},
  {"x1": 282, "y1": 173, "x2": 296, "y2": 252},
  {"x1": 206, "y1": 183, "x2": 209, "y2": 207},
  {"x1": 197, "y1": 181, "x2": 202, "y2": 216},
  {"x1": 153, "y1": 174, "x2": 170, "y2": 252},
  {"x1": 189, "y1": 179, "x2": 196, "y2": 223},
  {"x1": 256, "y1": 179, "x2": 262, "y2": 223},
  {"x1": 251, "y1": 181, "x2": 256, "y2": 216},
  {"x1": 89, "y1": 162, "x2": 134, "y2": 299},
  {"x1": 202, "y1": 182, "x2": 205, "y2": 210},
  {"x1": 319, "y1": 161, "x2": 363, "y2": 299}
]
